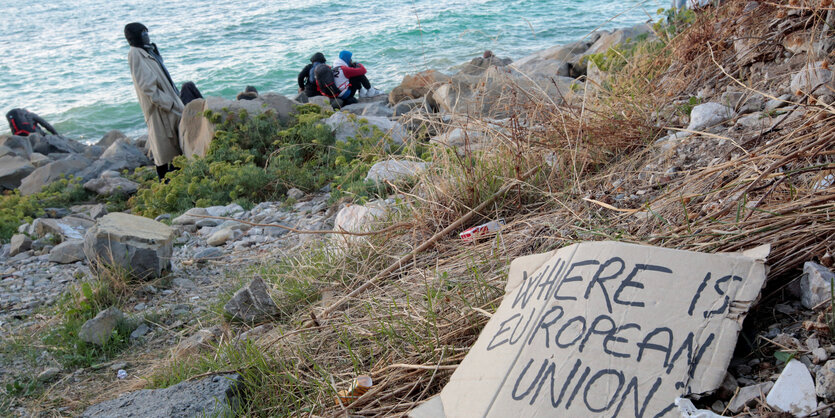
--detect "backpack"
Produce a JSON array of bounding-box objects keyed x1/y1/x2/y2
[
  {"x1": 5, "y1": 109, "x2": 36, "y2": 136},
  {"x1": 313, "y1": 63, "x2": 341, "y2": 98}
]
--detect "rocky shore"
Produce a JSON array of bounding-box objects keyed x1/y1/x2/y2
[{"x1": 3, "y1": 2, "x2": 835, "y2": 415}]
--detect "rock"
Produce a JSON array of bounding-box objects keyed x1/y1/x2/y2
[
  {"x1": 0, "y1": 155, "x2": 35, "y2": 190},
  {"x1": 814, "y1": 347, "x2": 829, "y2": 363},
  {"x1": 791, "y1": 61, "x2": 833, "y2": 96},
  {"x1": 176, "y1": 327, "x2": 221, "y2": 355},
  {"x1": 194, "y1": 247, "x2": 223, "y2": 260},
  {"x1": 817, "y1": 359, "x2": 835, "y2": 402},
  {"x1": 96, "y1": 138, "x2": 151, "y2": 172},
  {"x1": 765, "y1": 94, "x2": 792, "y2": 111},
  {"x1": 172, "y1": 207, "x2": 209, "y2": 225},
  {"x1": 432, "y1": 126, "x2": 489, "y2": 148},
  {"x1": 388, "y1": 70, "x2": 451, "y2": 105},
  {"x1": 727, "y1": 381, "x2": 773, "y2": 413},
  {"x1": 365, "y1": 159, "x2": 427, "y2": 184},
  {"x1": 393, "y1": 98, "x2": 429, "y2": 116},
  {"x1": 19, "y1": 155, "x2": 92, "y2": 195},
  {"x1": 687, "y1": 102, "x2": 734, "y2": 131},
  {"x1": 83, "y1": 175, "x2": 140, "y2": 196},
  {"x1": 307, "y1": 96, "x2": 334, "y2": 110},
  {"x1": 512, "y1": 40, "x2": 594, "y2": 78},
  {"x1": 205, "y1": 203, "x2": 244, "y2": 218},
  {"x1": 236, "y1": 324, "x2": 273, "y2": 343},
  {"x1": 323, "y1": 112, "x2": 408, "y2": 145},
  {"x1": 341, "y1": 101, "x2": 394, "y2": 118},
  {"x1": 766, "y1": 359, "x2": 817, "y2": 416},
  {"x1": 333, "y1": 201, "x2": 388, "y2": 240},
  {"x1": 457, "y1": 54, "x2": 512, "y2": 76},
  {"x1": 585, "y1": 24, "x2": 654, "y2": 56},
  {"x1": 84, "y1": 213, "x2": 176, "y2": 280},
  {"x1": 37, "y1": 367, "x2": 61, "y2": 382},
  {"x1": 32, "y1": 216, "x2": 94, "y2": 241},
  {"x1": 130, "y1": 323, "x2": 150, "y2": 340},
  {"x1": 28, "y1": 134, "x2": 85, "y2": 155},
  {"x1": 801, "y1": 261, "x2": 835, "y2": 309},
  {"x1": 286, "y1": 187, "x2": 305, "y2": 200},
  {"x1": 224, "y1": 277, "x2": 279, "y2": 323},
  {"x1": 0, "y1": 135, "x2": 34, "y2": 159},
  {"x1": 258, "y1": 93, "x2": 297, "y2": 124},
  {"x1": 783, "y1": 30, "x2": 811, "y2": 55},
  {"x1": 80, "y1": 374, "x2": 240, "y2": 418},
  {"x1": 48, "y1": 240, "x2": 85, "y2": 264},
  {"x1": 207, "y1": 228, "x2": 235, "y2": 246},
  {"x1": 171, "y1": 277, "x2": 196, "y2": 289},
  {"x1": 78, "y1": 307, "x2": 124, "y2": 345},
  {"x1": 28, "y1": 152, "x2": 51, "y2": 168},
  {"x1": 69, "y1": 203, "x2": 108, "y2": 220},
  {"x1": 9, "y1": 234, "x2": 32, "y2": 257},
  {"x1": 717, "y1": 373, "x2": 739, "y2": 400},
  {"x1": 96, "y1": 130, "x2": 128, "y2": 148},
  {"x1": 179, "y1": 98, "x2": 213, "y2": 159}
]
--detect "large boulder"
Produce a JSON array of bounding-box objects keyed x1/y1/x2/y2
[
  {"x1": 456, "y1": 54, "x2": 513, "y2": 76},
  {"x1": 81, "y1": 374, "x2": 240, "y2": 418},
  {"x1": 9, "y1": 234, "x2": 32, "y2": 256},
  {"x1": 512, "y1": 38, "x2": 598, "y2": 78},
  {"x1": 28, "y1": 134, "x2": 86, "y2": 156},
  {"x1": 0, "y1": 155, "x2": 35, "y2": 190},
  {"x1": 388, "y1": 70, "x2": 452, "y2": 105},
  {"x1": 323, "y1": 112, "x2": 409, "y2": 145},
  {"x1": 585, "y1": 24, "x2": 654, "y2": 56},
  {"x1": 365, "y1": 159, "x2": 428, "y2": 184},
  {"x1": 224, "y1": 277, "x2": 279, "y2": 323},
  {"x1": 78, "y1": 307, "x2": 124, "y2": 345},
  {"x1": 432, "y1": 66, "x2": 580, "y2": 118},
  {"x1": 48, "y1": 240, "x2": 86, "y2": 264},
  {"x1": 96, "y1": 130, "x2": 128, "y2": 148},
  {"x1": 341, "y1": 101, "x2": 394, "y2": 118},
  {"x1": 19, "y1": 155, "x2": 92, "y2": 195},
  {"x1": 84, "y1": 213, "x2": 175, "y2": 280},
  {"x1": 32, "y1": 216, "x2": 94, "y2": 241},
  {"x1": 0, "y1": 135, "x2": 33, "y2": 159},
  {"x1": 178, "y1": 94, "x2": 299, "y2": 160},
  {"x1": 83, "y1": 174, "x2": 140, "y2": 197},
  {"x1": 100, "y1": 138, "x2": 151, "y2": 170}
]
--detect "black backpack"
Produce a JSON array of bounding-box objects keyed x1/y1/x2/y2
[
  {"x1": 6, "y1": 109, "x2": 36, "y2": 136},
  {"x1": 313, "y1": 63, "x2": 340, "y2": 98}
]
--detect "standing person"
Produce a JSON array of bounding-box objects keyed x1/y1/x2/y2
[
  {"x1": 298, "y1": 52, "x2": 327, "y2": 99},
  {"x1": 335, "y1": 50, "x2": 384, "y2": 98},
  {"x1": 124, "y1": 22, "x2": 184, "y2": 181},
  {"x1": 5, "y1": 108, "x2": 58, "y2": 137}
]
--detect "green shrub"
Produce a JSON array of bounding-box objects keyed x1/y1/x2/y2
[
  {"x1": 130, "y1": 105, "x2": 414, "y2": 217},
  {"x1": 0, "y1": 176, "x2": 92, "y2": 242}
]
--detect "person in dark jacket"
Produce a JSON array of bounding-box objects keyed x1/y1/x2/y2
[
  {"x1": 298, "y1": 52, "x2": 326, "y2": 98},
  {"x1": 5, "y1": 108, "x2": 58, "y2": 137},
  {"x1": 335, "y1": 50, "x2": 384, "y2": 98}
]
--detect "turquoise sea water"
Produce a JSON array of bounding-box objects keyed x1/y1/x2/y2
[{"x1": 0, "y1": 0, "x2": 665, "y2": 141}]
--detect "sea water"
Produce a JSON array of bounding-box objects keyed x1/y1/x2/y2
[{"x1": 0, "y1": 0, "x2": 666, "y2": 141}]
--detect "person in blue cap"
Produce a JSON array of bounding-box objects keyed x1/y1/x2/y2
[{"x1": 334, "y1": 50, "x2": 384, "y2": 99}]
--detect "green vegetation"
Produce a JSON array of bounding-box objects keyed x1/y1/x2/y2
[
  {"x1": 0, "y1": 176, "x2": 90, "y2": 242},
  {"x1": 130, "y1": 105, "x2": 415, "y2": 217}
]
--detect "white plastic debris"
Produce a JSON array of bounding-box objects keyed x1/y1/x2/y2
[
  {"x1": 766, "y1": 359, "x2": 817, "y2": 417},
  {"x1": 676, "y1": 398, "x2": 724, "y2": 418},
  {"x1": 117, "y1": 369, "x2": 127, "y2": 379}
]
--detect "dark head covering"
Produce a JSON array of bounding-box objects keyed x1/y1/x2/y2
[
  {"x1": 124, "y1": 22, "x2": 148, "y2": 47},
  {"x1": 310, "y1": 52, "x2": 326, "y2": 64}
]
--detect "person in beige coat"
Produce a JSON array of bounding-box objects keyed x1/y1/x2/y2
[{"x1": 124, "y1": 22, "x2": 184, "y2": 180}]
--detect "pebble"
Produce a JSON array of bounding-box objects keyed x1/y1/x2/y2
[{"x1": 37, "y1": 367, "x2": 61, "y2": 382}]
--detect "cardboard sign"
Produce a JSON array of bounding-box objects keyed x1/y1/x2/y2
[{"x1": 410, "y1": 241, "x2": 768, "y2": 417}]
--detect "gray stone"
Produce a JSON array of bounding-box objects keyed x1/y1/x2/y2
[
  {"x1": 96, "y1": 130, "x2": 128, "y2": 149},
  {"x1": 365, "y1": 159, "x2": 428, "y2": 184},
  {"x1": 78, "y1": 307, "x2": 124, "y2": 346},
  {"x1": 307, "y1": 96, "x2": 334, "y2": 110},
  {"x1": 48, "y1": 240, "x2": 85, "y2": 264},
  {"x1": 341, "y1": 101, "x2": 394, "y2": 118},
  {"x1": 19, "y1": 155, "x2": 92, "y2": 195},
  {"x1": 687, "y1": 102, "x2": 734, "y2": 131},
  {"x1": 69, "y1": 203, "x2": 108, "y2": 220},
  {"x1": 0, "y1": 135, "x2": 33, "y2": 159},
  {"x1": 172, "y1": 207, "x2": 209, "y2": 225},
  {"x1": 195, "y1": 218, "x2": 222, "y2": 228},
  {"x1": 766, "y1": 359, "x2": 817, "y2": 416},
  {"x1": 0, "y1": 155, "x2": 35, "y2": 190},
  {"x1": 28, "y1": 152, "x2": 51, "y2": 168},
  {"x1": 393, "y1": 98, "x2": 429, "y2": 116},
  {"x1": 9, "y1": 234, "x2": 32, "y2": 257},
  {"x1": 286, "y1": 187, "x2": 305, "y2": 200},
  {"x1": 207, "y1": 228, "x2": 234, "y2": 246},
  {"x1": 171, "y1": 277, "x2": 196, "y2": 289},
  {"x1": 791, "y1": 61, "x2": 832, "y2": 96},
  {"x1": 29, "y1": 134, "x2": 85, "y2": 156},
  {"x1": 194, "y1": 247, "x2": 223, "y2": 260},
  {"x1": 33, "y1": 216, "x2": 94, "y2": 240},
  {"x1": 83, "y1": 176, "x2": 139, "y2": 196},
  {"x1": 80, "y1": 374, "x2": 240, "y2": 418},
  {"x1": 176, "y1": 327, "x2": 221, "y2": 355},
  {"x1": 765, "y1": 94, "x2": 792, "y2": 111},
  {"x1": 727, "y1": 381, "x2": 773, "y2": 413},
  {"x1": 84, "y1": 213, "x2": 176, "y2": 280},
  {"x1": 817, "y1": 359, "x2": 835, "y2": 402},
  {"x1": 130, "y1": 323, "x2": 150, "y2": 340},
  {"x1": 224, "y1": 277, "x2": 279, "y2": 323},
  {"x1": 717, "y1": 373, "x2": 738, "y2": 400},
  {"x1": 99, "y1": 138, "x2": 151, "y2": 171},
  {"x1": 37, "y1": 367, "x2": 61, "y2": 382},
  {"x1": 323, "y1": 112, "x2": 409, "y2": 145},
  {"x1": 801, "y1": 261, "x2": 835, "y2": 309},
  {"x1": 205, "y1": 203, "x2": 244, "y2": 218}
]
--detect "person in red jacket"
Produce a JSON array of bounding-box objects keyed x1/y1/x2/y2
[{"x1": 334, "y1": 50, "x2": 384, "y2": 103}]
